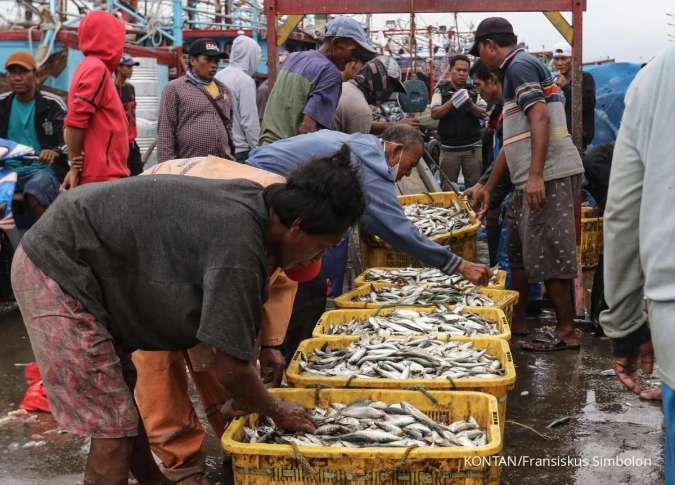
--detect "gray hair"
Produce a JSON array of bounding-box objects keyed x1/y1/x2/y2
[{"x1": 380, "y1": 124, "x2": 424, "y2": 149}]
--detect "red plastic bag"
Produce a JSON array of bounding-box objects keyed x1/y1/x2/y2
[{"x1": 19, "y1": 362, "x2": 50, "y2": 413}]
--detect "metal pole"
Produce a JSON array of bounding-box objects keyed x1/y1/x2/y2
[
  {"x1": 571, "y1": 0, "x2": 583, "y2": 150},
  {"x1": 266, "y1": 0, "x2": 278, "y2": 87},
  {"x1": 427, "y1": 25, "x2": 434, "y2": 96},
  {"x1": 173, "y1": 0, "x2": 183, "y2": 48},
  {"x1": 572, "y1": 0, "x2": 585, "y2": 318}
]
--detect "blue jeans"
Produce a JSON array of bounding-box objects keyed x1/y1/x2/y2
[
  {"x1": 664, "y1": 383, "x2": 675, "y2": 484},
  {"x1": 15, "y1": 168, "x2": 60, "y2": 208}
]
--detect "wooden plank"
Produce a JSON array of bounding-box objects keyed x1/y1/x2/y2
[{"x1": 542, "y1": 11, "x2": 573, "y2": 44}]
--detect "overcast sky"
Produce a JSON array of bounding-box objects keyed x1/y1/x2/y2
[{"x1": 370, "y1": 0, "x2": 673, "y2": 63}]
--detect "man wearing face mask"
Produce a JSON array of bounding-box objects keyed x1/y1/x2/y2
[
  {"x1": 248, "y1": 125, "x2": 491, "y2": 358},
  {"x1": 334, "y1": 55, "x2": 419, "y2": 135}
]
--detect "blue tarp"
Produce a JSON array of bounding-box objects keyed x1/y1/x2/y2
[{"x1": 585, "y1": 62, "x2": 642, "y2": 147}]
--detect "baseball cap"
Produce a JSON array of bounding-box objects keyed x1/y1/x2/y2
[
  {"x1": 5, "y1": 51, "x2": 36, "y2": 71},
  {"x1": 120, "y1": 53, "x2": 140, "y2": 66},
  {"x1": 376, "y1": 55, "x2": 406, "y2": 93},
  {"x1": 188, "y1": 39, "x2": 226, "y2": 58},
  {"x1": 325, "y1": 16, "x2": 377, "y2": 59},
  {"x1": 469, "y1": 17, "x2": 515, "y2": 57},
  {"x1": 284, "y1": 259, "x2": 322, "y2": 283},
  {"x1": 553, "y1": 42, "x2": 572, "y2": 58}
]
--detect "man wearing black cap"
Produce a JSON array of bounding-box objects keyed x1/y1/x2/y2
[
  {"x1": 115, "y1": 53, "x2": 143, "y2": 175},
  {"x1": 157, "y1": 39, "x2": 235, "y2": 163},
  {"x1": 469, "y1": 18, "x2": 585, "y2": 352}
]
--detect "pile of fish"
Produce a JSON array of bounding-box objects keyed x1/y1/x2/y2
[
  {"x1": 355, "y1": 284, "x2": 495, "y2": 306},
  {"x1": 363, "y1": 267, "x2": 499, "y2": 290},
  {"x1": 299, "y1": 337, "x2": 504, "y2": 380},
  {"x1": 242, "y1": 399, "x2": 487, "y2": 448},
  {"x1": 403, "y1": 202, "x2": 472, "y2": 238},
  {"x1": 326, "y1": 308, "x2": 501, "y2": 338}
]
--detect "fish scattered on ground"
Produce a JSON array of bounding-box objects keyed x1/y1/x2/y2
[
  {"x1": 402, "y1": 202, "x2": 473, "y2": 238},
  {"x1": 363, "y1": 267, "x2": 499, "y2": 291},
  {"x1": 353, "y1": 284, "x2": 495, "y2": 307},
  {"x1": 299, "y1": 337, "x2": 504, "y2": 380},
  {"x1": 327, "y1": 307, "x2": 501, "y2": 338},
  {"x1": 241, "y1": 399, "x2": 488, "y2": 448}
]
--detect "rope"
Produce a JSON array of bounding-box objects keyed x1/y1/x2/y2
[
  {"x1": 345, "y1": 375, "x2": 357, "y2": 388},
  {"x1": 288, "y1": 441, "x2": 319, "y2": 484},
  {"x1": 308, "y1": 384, "x2": 328, "y2": 406},
  {"x1": 380, "y1": 444, "x2": 420, "y2": 482},
  {"x1": 405, "y1": 385, "x2": 439, "y2": 406},
  {"x1": 445, "y1": 376, "x2": 457, "y2": 390}
]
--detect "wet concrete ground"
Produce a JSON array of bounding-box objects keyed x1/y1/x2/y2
[{"x1": 0, "y1": 295, "x2": 665, "y2": 484}]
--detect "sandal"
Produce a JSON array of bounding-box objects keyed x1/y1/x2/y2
[{"x1": 521, "y1": 329, "x2": 580, "y2": 352}]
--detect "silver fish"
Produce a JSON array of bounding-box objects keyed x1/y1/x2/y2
[
  {"x1": 241, "y1": 399, "x2": 487, "y2": 449},
  {"x1": 364, "y1": 266, "x2": 500, "y2": 291},
  {"x1": 299, "y1": 337, "x2": 505, "y2": 380},
  {"x1": 328, "y1": 307, "x2": 500, "y2": 338},
  {"x1": 353, "y1": 284, "x2": 496, "y2": 307},
  {"x1": 400, "y1": 203, "x2": 472, "y2": 238}
]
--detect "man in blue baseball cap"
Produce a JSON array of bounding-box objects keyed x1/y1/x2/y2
[{"x1": 259, "y1": 16, "x2": 376, "y2": 144}]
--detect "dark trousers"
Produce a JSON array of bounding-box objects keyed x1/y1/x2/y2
[
  {"x1": 282, "y1": 274, "x2": 326, "y2": 362},
  {"x1": 127, "y1": 141, "x2": 143, "y2": 176}
]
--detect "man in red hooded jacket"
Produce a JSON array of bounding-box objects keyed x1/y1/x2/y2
[{"x1": 61, "y1": 11, "x2": 130, "y2": 190}]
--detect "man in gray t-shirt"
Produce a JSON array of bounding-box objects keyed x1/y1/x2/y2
[
  {"x1": 469, "y1": 17, "x2": 584, "y2": 352},
  {"x1": 11, "y1": 148, "x2": 365, "y2": 484}
]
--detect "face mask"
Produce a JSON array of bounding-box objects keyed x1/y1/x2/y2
[{"x1": 381, "y1": 140, "x2": 406, "y2": 180}]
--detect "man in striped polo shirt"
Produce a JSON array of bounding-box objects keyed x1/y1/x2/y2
[{"x1": 470, "y1": 18, "x2": 584, "y2": 351}]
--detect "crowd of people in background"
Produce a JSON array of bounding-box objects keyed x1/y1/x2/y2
[{"x1": 6, "y1": 7, "x2": 675, "y2": 485}]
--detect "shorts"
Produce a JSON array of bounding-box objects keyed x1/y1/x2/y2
[
  {"x1": 15, "y1": 168, "x2": 60, "y2": 208},
  {"x1": 10, "y1": 246, "x2": 139, "y2": 439},
  {"x1": 507, "y1": 174, "x2": 581, "y2": 283}
]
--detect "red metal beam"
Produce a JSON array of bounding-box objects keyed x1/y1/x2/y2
[
  {"x1": 268, "y1": 0, "x2": 586, "y2": 15},
  {"x1": 183, "y1": 28, "x2": 254, "y2": 38},
  {"x1": 0, "y1": 30, "x2": 42, "y2": 41}
]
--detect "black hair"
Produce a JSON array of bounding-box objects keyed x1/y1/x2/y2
[
  {"x1": 469, "y1": 59, "x2": 497, "y2": 82},
  {"x1": 449, "y1": 54, "x2": 470, "y2": 69},
  {"x1": 380, "y1": 124, "x2": 424, "y2": 149},
  {"x1": 481, "y1": 33, "x2": 518, "y2": 48},
  {"x1": 263, "y1": 144, "x2": 365, "y2": 235}
]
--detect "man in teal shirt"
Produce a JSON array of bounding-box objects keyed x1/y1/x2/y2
[{"x1": 0, "y1": 52, "x2": 66, "y2": 221}]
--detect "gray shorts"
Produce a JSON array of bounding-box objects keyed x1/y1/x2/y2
[{"x1": 507, "y1": 174, "x2": 581, "y2": 282}]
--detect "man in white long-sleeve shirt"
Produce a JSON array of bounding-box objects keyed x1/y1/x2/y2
[
  {"x1": 600, "y1": 46, "x2": 675, "y2": 483},
  {"x1": 215, "y1": 35, "x2": 261, "y2": 161}
]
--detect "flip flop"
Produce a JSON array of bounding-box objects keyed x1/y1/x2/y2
[{"x1": 521, "y1": 330, "x2": 580, "y2": 352}]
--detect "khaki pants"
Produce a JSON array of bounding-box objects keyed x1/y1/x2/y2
[
  {"x1": 132, "y1": 270, "x2": 297, "y2": 481},
  {"x1": 439, "y1": 146, "x2": 483, "y2": 189},
  {"x1": 132, "y1": 350, "x2": 227, "y2": 482}
]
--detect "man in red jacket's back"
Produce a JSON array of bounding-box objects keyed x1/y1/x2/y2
[{"x1": 61, "y1": 11, "x2": 130, "y2": 189}]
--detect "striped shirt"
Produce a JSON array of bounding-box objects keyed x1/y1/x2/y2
[{"x1": 500, "y1": 48, "x2": 583, "y2": 188}]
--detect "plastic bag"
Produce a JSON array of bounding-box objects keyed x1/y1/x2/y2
[
  {"x1": 0, "y1": 168, "x2": 17, "y2": 219},
  {"x1": 19, "y1": 362, "x2": 50, "y2": 413}
]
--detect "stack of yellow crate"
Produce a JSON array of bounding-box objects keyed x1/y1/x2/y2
[{"x1": 222, "y1": 192, "x2": 519, "y2": 484}]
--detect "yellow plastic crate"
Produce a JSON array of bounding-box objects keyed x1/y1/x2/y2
[
  {"x1": 286, "y1": 337, "x2": 515, "y2": 434},
  {"x1": 353, "y1": 268, "x2": 508, "y2": 290},
  {"x1": 222, "y1": 388, "x2": 502, "y2": 484},
  {"x1": 361, "y1": 191, "x2": 482, "y2": 265},
  {"x1": 312, "y1": 306, "x2": 511, "y2": 342},
  {"x1": 334, "y1": 283, "x2": 519, "y2": 322},
  {"x1": 363, "y1": 235, "x2": 479, "y2": 266},
  {"x1": 581, "y1": 216, "x2": 603, "y2": 269}
]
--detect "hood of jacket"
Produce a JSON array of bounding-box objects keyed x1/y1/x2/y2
[
  {"x1": 229, "y1": 35, "x2": 261, "y2": 76},
  {"x1": 78, "y1": 11, "x2": 126, "y2": 71}
]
